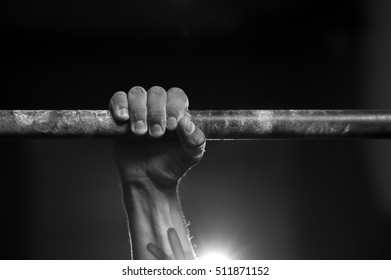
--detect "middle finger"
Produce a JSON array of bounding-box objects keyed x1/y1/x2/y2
[{"x1": 147, "y1": 86, "x2": 167, "y2": 138}]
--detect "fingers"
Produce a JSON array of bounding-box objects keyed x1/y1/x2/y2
[
  {"x1": 128, "y1": 86, "x2": 148, "y2": 135},
  {"x1": 109, "y1": 91, "x2": 129, "y2": 122},
  {"x1": 112, "y1": 86, "x2": 200, "y2": 141},
  {"x1": 177, "y1": 116, "x2": 206, "y2": 160},
  {"x1": 147, "y1": 86, "x2": 167, "y2": 137},
  {"x1": 166, "y1": 87, "x2": 189, "y2": 131}
]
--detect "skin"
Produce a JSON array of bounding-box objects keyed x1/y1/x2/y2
[{"x1": 109, "y1": 86, "x2": 206, "y2": 260}]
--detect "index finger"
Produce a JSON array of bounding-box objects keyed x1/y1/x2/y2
[{"x1": 109, "y1": 91, "x2": 129, "y2": 122}]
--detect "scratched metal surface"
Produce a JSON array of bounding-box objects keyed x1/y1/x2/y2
[{"x1": 1, "y1": 110, "x2": 391, "y2": 139}]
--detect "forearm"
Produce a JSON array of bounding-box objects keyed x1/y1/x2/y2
[{"x1": 121, "y1": 177, "x2": 195, "y2": 260}]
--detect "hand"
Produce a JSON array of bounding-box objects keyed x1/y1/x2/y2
[{"x1": 109, "y1": 86, "x2": 206, "y2": 192}]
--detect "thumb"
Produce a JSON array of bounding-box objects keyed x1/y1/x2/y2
[{"x1": 177, "y1": 116, "x2": 206, "y2": 162}]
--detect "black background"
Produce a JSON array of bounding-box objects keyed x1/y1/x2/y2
[{"x1": 1, "y1": 0, "x2": 391, "y2": 259}]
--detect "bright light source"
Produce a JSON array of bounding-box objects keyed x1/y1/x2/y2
[{"x1": 200, "y1": 253, "x2": 229, "y2": 261}]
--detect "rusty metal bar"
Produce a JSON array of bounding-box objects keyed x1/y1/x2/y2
[{"x1": 1, "y1": 110, "x2": 391, "y2": 140}]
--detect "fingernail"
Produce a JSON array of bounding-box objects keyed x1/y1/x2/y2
[
  {"x1": 166, "y1": 117, "x2": 178, "y2": 130},
  {"x1": 151, "y1": 124, "x2": 164, "y2": 137},
  {"x1": 119, "y1": 108, "x2": 129, "y2": 119},
  {"x1": 133, "y1": 120, "x2": 146, "y2": 134},
  {"x1": 185, "y1": 118, "x2": 195, "y2": 134}
]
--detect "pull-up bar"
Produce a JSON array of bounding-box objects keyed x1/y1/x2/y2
[{"x1": 0, "y1": 110, "x2": 391, "y2": 140}]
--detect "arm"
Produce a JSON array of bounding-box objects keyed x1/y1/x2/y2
[
  {"x1": 121, "y1": 178, "x2": 194, "y2": 260},
  {"x1": 109, "y1": 86, "x2": 205, "y2": 260}
]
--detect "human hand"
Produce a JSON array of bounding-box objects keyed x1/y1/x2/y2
[{"x1": 109, "y1": 86, "x2": 206, "y2": 192}]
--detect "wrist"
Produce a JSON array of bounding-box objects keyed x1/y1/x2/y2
[
  {"x1": 119, "y1": 167, "x2": 180, "y2": 194},
  {"x1": 122, "y1": 180, "x2": 181, "y2": 225},
  {"x1": 120, "y1": 175, "x2": 179, "y2": 203}
]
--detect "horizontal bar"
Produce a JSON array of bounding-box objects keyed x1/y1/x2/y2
[{"x1": 1, "y1": 110, "x2": 391, "y2": 140}]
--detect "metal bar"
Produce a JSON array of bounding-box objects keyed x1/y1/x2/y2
[{"x1": 1, "y1": 110, "x2": 391, "y2": 140}]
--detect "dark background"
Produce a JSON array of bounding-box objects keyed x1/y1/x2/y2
[{"x1": 1, "y1": 0, "x2": 391, "y2": 259}]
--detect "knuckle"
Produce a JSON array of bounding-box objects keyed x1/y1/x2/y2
[
  {"x1": 110, "y1": 91, "x2": 124, "y2": 104},
  {"x1": 109, "y1": 92, "x2": 128, "y2": 114},
  {"x1": 148, "y1": 86, "x2": 166, "y2": 96},
  {"x1": 167, "y1": 87, "x2": 189, "y2": 106},
  {"x1": 113, "y1": 91, "x2": 126, "y2": 98},
  {"x1": 168, "y1": 87, "x2": 186, "y2": 98},
  {"x1": 129, "y1": 86, "x2": 146, "y2": 96}
]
